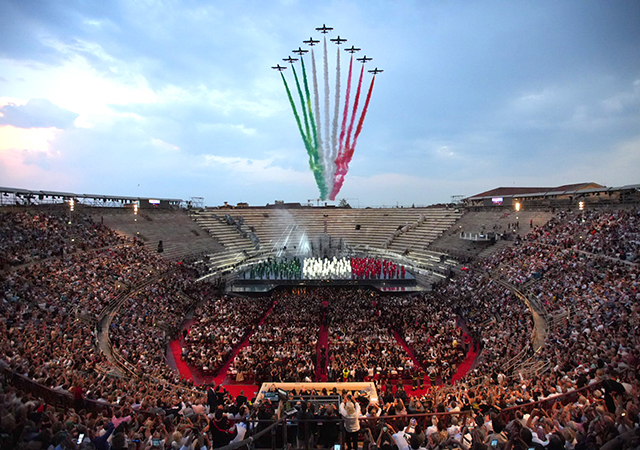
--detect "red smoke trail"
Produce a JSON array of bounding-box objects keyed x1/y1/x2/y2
[
  {"x1": 351, "y1": 75, "x2": 376, "y2": 151},
  {"x1": 329, "y1": 75, "x2": 376, "y2": 200},
  {"x1": 342, "y1": 64, "x2": 365, "y2": 159},
  {"x1": 330, "y1": 64, "x2": 364, "y2": 199},
  {"x1": 337, "y1": 55, "x2": 354, "y2": 165}
]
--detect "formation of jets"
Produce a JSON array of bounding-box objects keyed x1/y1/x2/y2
[{"x1": 274, "y1": 25, "x2": 382, "y2": 74}]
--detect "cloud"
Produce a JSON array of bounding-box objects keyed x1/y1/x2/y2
[
  {"x1": 558, "y1": 134, "x2": 640, "y2": 187},
  {"x1": 196, "y1": 123, "x2": 256, "y2": 136},
  {"x1": 0, "y1": 125, "x2": 59, "y2": 151},
  {"x1": 601, "y1": 77, "x2": 640, "y2": 115},
  {"x1": 341, "y1": 172, "x2": 488, "y2": 207},
  {"x1": 0, "y1": 98, "x2": 78, "y2": 129},
  {"x1": 203, "y1": 154, "x2": 312, "y2": 185}
]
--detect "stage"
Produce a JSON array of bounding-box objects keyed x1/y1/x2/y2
[
  {"x1": 256, "y1": 381, "x2": 379, "y2": 405},
  {"x1": 228, "y1": 275, "x2": 423, "y2": 294},
  {"x1": 227, "y1": 256, "x2": 425, "y2": 294}
]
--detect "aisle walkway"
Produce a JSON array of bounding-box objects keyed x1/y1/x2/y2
[
  {"x1": 169, "y1": 304, "x2": 478, "y2": 398},
  {"x1": 451, "y1": 333, "x2": 478, "y2": 384},
  {"x1": 392, "y1": 328, "x2": 479, "y2": 395},
  {"x1": 316, "y1": 323, "x2": 329, "y2": 381},
  {"x1": 169, "y1": 340, "x2": 193, "y2": 381},
  {"x1": 393, "y1": 330, "x2": 422, "y2": 369},
  {"x1": 168, "y1": 302, "x2": 274, "y2": 392}
]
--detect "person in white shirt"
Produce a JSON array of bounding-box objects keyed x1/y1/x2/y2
[
  {"x1": 426, "y1": 416, "x2": 439, "y2": 436},
  {"x1": 386, "y1": 423, "x2": 409, "y2": 450},
  {"x1": 447, "y1": 416, "x2": 460, "y2": 437},
  {"x1": 339, "y1": 395, "x2": 362, "y2": 450}
]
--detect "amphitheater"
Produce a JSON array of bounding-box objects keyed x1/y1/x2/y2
[{"x1": 0, "y1": 184, "x2": 639, "y2": 450}]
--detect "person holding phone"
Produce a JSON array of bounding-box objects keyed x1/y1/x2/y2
[
  {"x1": 485, "y1": 416, "x2": 508, "y2": 449},
  {"x1": 375, "y1": 423, "x2": 395, "y2": 449},
  {"x1": 385, "y1": 423, "x2": 410, "y2": 450},
  {"x1": 404, "y1": 417, "x2": 417, "y2": 434},
  {"x1": 319, "y1": 404, "x2": 340, "y2": 449},
  {"x1": 339, "y1": 395, "x2": 362, "y2": 450}
]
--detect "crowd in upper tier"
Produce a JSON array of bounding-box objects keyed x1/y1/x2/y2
[
  {"x1": 528, "y1": 209, "x2": 639, "y2": 262},
  {"x1": 0, "y1": 211, "x2": 124, "y2": 268},
  {"x1": 0, "y1": 207, "x2": 638, "y2": 450}
]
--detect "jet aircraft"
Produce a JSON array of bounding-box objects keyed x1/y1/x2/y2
[
  {"x1": 356, "y1": 55, "x2": 372, "y2": 63},
  {"x1": 316, "y1": 24, "x2": 333, "y2": 34},
  {"x1": 344, "y1": 45, "x2": 361, "y2": 53},
  {"x1": 272, "y1": 64, "x2": 287, "y2": 71},
  {"x1": 283, "y1": 56, "x2": 298, "y2": 64},
  {"x1": 368, "y1": 67, "x2": 383, "y2": 74},
  {"x1": 303, "y1": 37, "x2": 320, "y2": 46},
  {"x1": 292, "y1": 47, "x2": 309, "y2": 55},
  {"x1": 330, "y1": 36, "x2": 347, "y2": 44}
]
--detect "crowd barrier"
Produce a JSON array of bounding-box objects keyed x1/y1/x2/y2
[{"x1": 218, "y1": 380, "x2": 605, "y2": 450}]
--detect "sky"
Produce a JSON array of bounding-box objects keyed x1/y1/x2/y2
[{"x1": 1, "y1": 0, "x2": 639, "y2": 208}]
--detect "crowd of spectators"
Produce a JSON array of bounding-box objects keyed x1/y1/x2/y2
[
  {"x1": 0, "y1": 211, "x2": 124, "y2": 268},
  {"x1": 0, "y1": 210, "x2": 223, "y2": 449},
  {"x1": 182, "y1": 296, "x2": 272, "y2": 374},
  {"x1": 326, "y1": 289, "x2": 415, "y2": 382},
  {"x1": 229, "y1": 290, "x2": 321, "y2": 384},
  {"x1": 0, "y1": 242, "x2": 170, "y2": 393},
  {"x1": 1, "y1": 206, "x2": 639, "y2": 449},
  {"x1": 377, "y1": 293, "x2": 468, "y2": 386},
  {"x1": 527, "y1": 209, "x2": 639, "y2": 262}
]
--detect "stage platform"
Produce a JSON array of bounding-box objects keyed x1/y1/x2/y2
[
  {"x1": 228, "y1": 276, "x2": 424, "y2": 294},
  {"x1": 256, "y1": 381, "x2": 379, "y2": 406}
]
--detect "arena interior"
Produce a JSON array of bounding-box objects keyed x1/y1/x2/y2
[{"x1": 0, "y1": 182, "x2": 639, "y2": 450}]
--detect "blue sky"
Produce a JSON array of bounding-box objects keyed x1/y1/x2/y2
[{"x1": 1, "y1": 0, "x2": 639, "y2": 207}]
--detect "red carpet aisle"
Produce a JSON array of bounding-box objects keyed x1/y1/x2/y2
[
  {"x1": 316, "y1": 323, "x2": 329, "y2": 381},
  {"x1": 168, "y1": 303, "x2": 275, "y2": 395},
  {"x1": 169, "y1": 305, "x2": 477, "y2": 399},
  {"x1": 390, "y1": 330, "x2": 437, "y2": 397},
  {"x1": 392, "y1": 330, "x2": 422, "y2": 370},
  {"x1": 392, "y1": 329, "x2": 479, "y2": 395},
  {"x1": 169, "y1": 339, "x2": 194, "y2": 381},
  {"x1": 451, "y1": 333, "x2": 478, "y2": 384}
]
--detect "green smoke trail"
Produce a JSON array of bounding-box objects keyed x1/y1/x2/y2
[
  {"x1": 300, "y1": 56, "x2": 326, "y2": 198},
  {"x1": 300, "y1": 56, "x2": 318, "y2": 151},
  {"x1": 281, "y1": 72, "x2": 327, "y2": 199},
  {"x1": 280, "y1": 73, "x2": 309, "y2": 150},
  {"x1": 290, "y1": 64, "x2": 312, "y2": 151}
]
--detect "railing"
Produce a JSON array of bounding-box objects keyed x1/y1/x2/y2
[
  {"x1": 490, "y1": 278, "x2": 547, "y2": 372},
  {"x1": 2, "y1": 356, "x2": 608, "y2": 450},
  {"x1": 97, "y1": 269, "x2": 180, "y2": 380},
  {"x1": 459, "y1": 231, "x2": 493, "y2": 241},
  {"x1": 218, "y1": 380, "x2": 606, "y2": 450}
]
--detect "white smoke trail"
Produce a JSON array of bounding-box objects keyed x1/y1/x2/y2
[
  {"x1": 311, "y1": 48, "x2": 323, "y2": 173},
  {"x1": 329, "y1": 45, "x2": 341, "y2": 191},
  {"x1": 323, "y1": 37, "x2": 331, "y2": 192}
]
